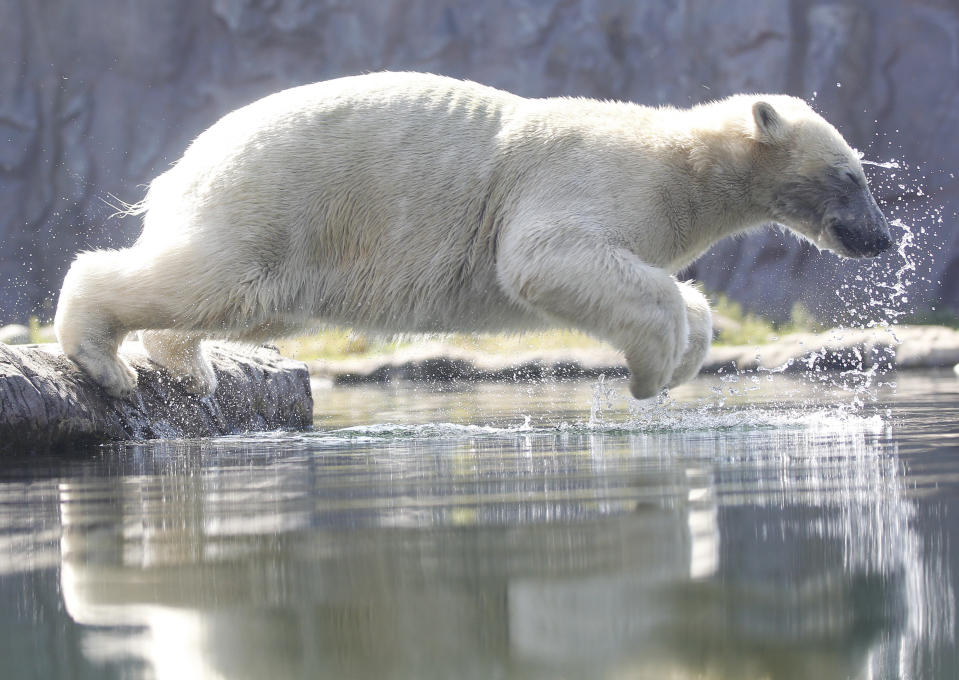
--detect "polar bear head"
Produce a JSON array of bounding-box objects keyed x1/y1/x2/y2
[{"x1": 748, "y1": 96, "x2": 892, "y2": 258}]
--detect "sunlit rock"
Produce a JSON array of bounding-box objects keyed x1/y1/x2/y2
[
  {"x1": 0, "y1": 324, "x2": 29, "y2": 344},
  {"x1": 303, "y1": 325, "x2": 959, "y2": 386},
  {"x1": 0, "y1": 341, "x2": 312, "y2": 451},
  {"x1": 705, "y1": 325, "x2": 959, "y2": 374}
]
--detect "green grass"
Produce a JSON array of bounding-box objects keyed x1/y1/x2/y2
[
  {"x1": 275, "y1": 288, "x2": 830, "y2": 360},
  {"x1": 28, "y1": 316, "x2": 56, "y2": 344},
  {"x1": 895, "y1": 307, "x2": 959, "y2": 329},
  {"x1": 709, "y1": 295, "x2": 823, "y2": 346},
  {"x1": 275, "y1": 296, "x2": 820, "y2": 361},
  {"x1": 275, "y1": 328, "x2": 399, "y2": 360},
  {"x1": 275, "y1": 328, "x2": 611, "y2": 361}
]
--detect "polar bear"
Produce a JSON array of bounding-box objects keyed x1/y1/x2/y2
[{"x1": 54, "y1": 72, "x2": 892, "y2": 400}]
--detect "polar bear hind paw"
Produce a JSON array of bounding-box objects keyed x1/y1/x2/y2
[
  {"x1": 170, "y1": 363, "x2": 218, "y2": 397},
  {"x1": 141, "y1": 330, "x2": 218, "y2": 397},
  {"x1": 67, "y1": 345, "x2": 139, "y2": 399}
]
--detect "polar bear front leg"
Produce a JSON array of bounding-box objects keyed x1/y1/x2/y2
[
  {"x1": 141, "y1": 330, "x2": 218, "y2": 396},
  {"x1": 498, "y1": 232, "x2": 688, "y2": 400},
  {"x1": 667, "y1": 282, "x2": 713, "y2": 388}
]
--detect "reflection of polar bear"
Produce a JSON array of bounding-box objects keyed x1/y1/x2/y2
[{"x1": 55, "y1": 72, "x2": 892, "y2": 399}]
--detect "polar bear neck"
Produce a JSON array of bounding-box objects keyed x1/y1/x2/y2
[
  {"x1": 671, "y1": 114, "x2": 774, "y2": 268},
  {"x1": 517, "y1": 97, "x2": 773, "y2": 272},
  {"x1": 661, "y1": 94, "x2": 828, "y2": 268}
]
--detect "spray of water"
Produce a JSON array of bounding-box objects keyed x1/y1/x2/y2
[{"x1": 583, "y1": 142, "x2": 943, "y2": 433}]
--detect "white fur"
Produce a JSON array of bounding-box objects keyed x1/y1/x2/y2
[{"x1": 54, "y1": 72, "x2": 868, "y2": 399}]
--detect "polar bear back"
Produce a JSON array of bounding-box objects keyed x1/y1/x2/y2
[
  {"x1": 131, "y1": 72, "x2": 783, "y2": 337},
  {"x1": 138, "y1": 73, "x2": 548, "y2": 334}
]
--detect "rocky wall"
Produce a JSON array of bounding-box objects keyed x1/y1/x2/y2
[{"x1": 1, "y1": 0, "x2": 956, "y2": 323}]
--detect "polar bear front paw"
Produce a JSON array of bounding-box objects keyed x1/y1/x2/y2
[
  {"x1": 628, "y1": 372, "x2": 668, "y2": 401},
  {"x1": 625, "y1": 307, "x2": 689, "y2": 400},
  {"x1": 626, "y1": 351, "x2": 677, "y2": 400},
  {"x1": 667, "y1": 282, "x2": 713, "y2": 389}
]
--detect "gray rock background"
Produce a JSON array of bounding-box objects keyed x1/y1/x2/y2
[{"x1": 1, "y1": 0, "x2": 956, "y2": 324}]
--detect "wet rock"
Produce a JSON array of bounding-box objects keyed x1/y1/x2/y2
[
  {"x1": 308, "y1": 342, "x2": 629, "y2": 386},
  {"x1": 0, "y1": 342, "x2": 312, "y2": 453},
  {"x1": 0, "y1": 324, "x2": 30, "y2": 345},
  {"x1": 702, "y1": 325, "x2": 959, "y2": 374},
  {"x1": 892, "y1": 326, "x2": 959, "y2": 369}
]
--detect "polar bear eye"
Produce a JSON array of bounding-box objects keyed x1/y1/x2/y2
[{"x1": 843, "y1": 170, "x2": 862, "y2": 187}]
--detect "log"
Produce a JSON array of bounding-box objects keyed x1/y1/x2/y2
[{"x1": 0, "y1": 342, "x2": 313, "y2": 452}]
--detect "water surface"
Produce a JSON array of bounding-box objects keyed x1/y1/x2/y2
[{"x1": 2, "y1": 372, "x2": 958, "y2": 679}]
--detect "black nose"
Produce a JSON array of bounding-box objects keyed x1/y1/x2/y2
[
  {"x1": 874, "y1": 232, "x2": 893, "y2": 254},
  {"x1": 833, "y1": 223, "x2": 894, "y2": 258}
]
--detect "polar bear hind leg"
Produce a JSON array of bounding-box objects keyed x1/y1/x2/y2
[
  {"x1": 56, "y1": 250, "x2": 142, "y2": 397},
  {"x1": 141, "y1": 330, "x2": 217, "y2": 396},
  {"x1": 55, "y1": 248, "x2": 190, "y2": 398},
  {"x1": 56, "y1": 242, "x2": 310, "y2": 398}
]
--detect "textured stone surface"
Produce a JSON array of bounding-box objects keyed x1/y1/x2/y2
[
  {"x1": 0, "y1": 342, "x2": 312, "y2": 452},
  {"x1": 307, "y1": 342, "x2": 630, "y2": 386},
  {"x1": 703, "y1": 325, "x2": 959, "y2": 373},
  {"x1": 1, "y1": 0, "x2": 956, "y2": 324}
]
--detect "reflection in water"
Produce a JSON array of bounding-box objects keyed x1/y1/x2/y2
[{"x1": 1, "y1": 373, "x2": 958, "y2": 679}]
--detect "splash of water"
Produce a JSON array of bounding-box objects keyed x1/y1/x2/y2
[
  {"x1": 759, "y1": 154, "x2": 934, "y2": 415},
  {"x1": 861, "y1": 158, "x2": 901, "y2": 170},
  {"x1": 588, "y1": 374, "x2": 616, "y2": 428},
  {"x1": 583, "y1": 381, "x2": 888, "y2": 435},
  {"x1": 583, "y1": 151, "x2": 941, "y2": 431}
]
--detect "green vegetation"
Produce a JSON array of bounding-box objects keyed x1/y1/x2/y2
[
  {"x1": 709, "y1": 295, "x2": 822, "y2": 346},
  {"x1": 275, "y1": 328, "x2": 611, "y2": 361},
  {"x1": 275, "y1": 329, "x2": 391, "y2": 360},
  {"x1": 28, "y1": 316, "x2": 56, "y2": 344},
  {"x1": 275, "y1": 296, "x2": 822, "y2": 361},
  {"x1": 896, "y1": 307, "x2": 959, "y2": 329}
]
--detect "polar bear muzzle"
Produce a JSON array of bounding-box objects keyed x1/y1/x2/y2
[
  {"x1": 827, "y1": 216, "x2": 892, "y2": 259},
  {"x1": 774, "y1": 167, "x2": 894, "y2": 259},
  {"x1": 822, "y1": 175, "x2": 893, "y2": 259}
]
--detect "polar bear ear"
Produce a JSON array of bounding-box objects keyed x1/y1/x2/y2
[{"x1": 752, "y1": 101, "x2": 786, "y2": 144}]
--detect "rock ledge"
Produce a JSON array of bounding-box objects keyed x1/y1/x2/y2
[
  {"x1": 306, "y1": 325, "x2": 959, "y2": 385},
  {"x1": 1, "y1": 342, "x2": 313, "y2": 453}
]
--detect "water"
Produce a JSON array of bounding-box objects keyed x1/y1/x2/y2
[{"x1": 2, "y1": 372, "x2": 959, "y2": 679}]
